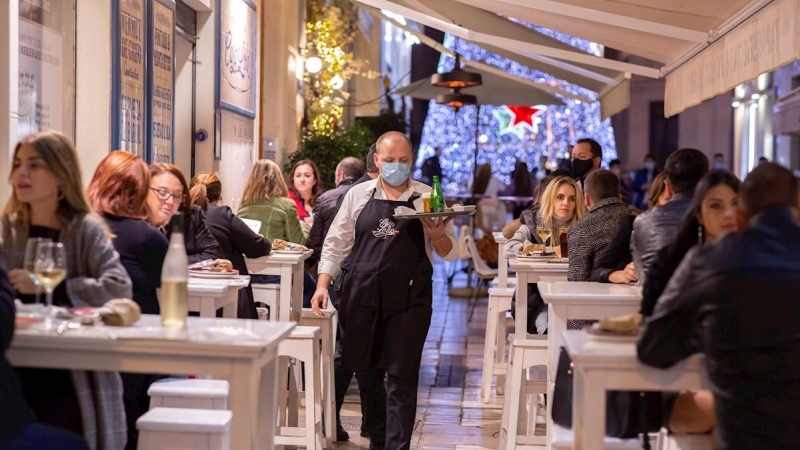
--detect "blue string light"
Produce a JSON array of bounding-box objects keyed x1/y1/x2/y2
[{"x1": 416, "y1": 30, "x2": 618, "y2": 192}]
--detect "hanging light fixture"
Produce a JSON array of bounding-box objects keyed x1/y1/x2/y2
[
  {"x1": 431, "y1": 53, "x2": 482, "y2": 89},
  {"x1": 436, "y1": 87, "x2": 477, "y2": 112}
]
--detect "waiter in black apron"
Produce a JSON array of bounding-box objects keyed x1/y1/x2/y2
[{"x1": 313, "y1": 131, "x2": 458, "y2": 450}]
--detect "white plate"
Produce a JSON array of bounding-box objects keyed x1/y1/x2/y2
[
  {"x1": 272, "y1": 249, "x2": 308, "y2": 254},
  {"x1": 516, "y1": 253, "x2": 556, "y2": 260},
  {"x1": 189, "y1": 269, "x2": 240, "y2": 279}
]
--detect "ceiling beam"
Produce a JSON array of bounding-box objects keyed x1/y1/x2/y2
[{"x1": 484, "y1": 0, "x2": 709, "y2": 44}]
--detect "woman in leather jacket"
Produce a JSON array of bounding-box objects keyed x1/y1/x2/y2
[{"x1": 641, "y1": 170, "x2": 740, "y2": 435}]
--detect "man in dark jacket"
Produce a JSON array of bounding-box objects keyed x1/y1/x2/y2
[
  {"x1": 0, "y1": 260, "x2": 89, "y2": 450},
  {"x1": 567, "y1": 170, "x2": 639, "y2": 281},
  {"x1": 638, "y1": 163, "x2": 800, "y2": 450},
  {"x1": 307, "y1": 157, "x2": 366, "y2": 258},
  {"x1": 631, "y1": 149, "x2": 708, "y2": 280}
]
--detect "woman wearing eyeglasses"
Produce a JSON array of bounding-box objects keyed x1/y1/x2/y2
[{"x1": 147, "y1": 163, "x2": 223, "y2": 264}]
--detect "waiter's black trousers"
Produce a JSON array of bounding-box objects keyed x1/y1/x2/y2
[{"x1": 358, "y1": 370, "x2": 419, "y2": 450}]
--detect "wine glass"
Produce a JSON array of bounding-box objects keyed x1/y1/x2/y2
[
  {"x1": 34, "y1": 242, "x2": 67, "y2": 320},
  {"x1": 24, "y1": 237, "x2": 52, "y2": 306},
  {"x1": 536, "y1": 225, "x2": 553, "y2": 253}
]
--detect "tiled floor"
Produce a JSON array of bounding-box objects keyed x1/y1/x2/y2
[{"x1": 333, "y1": 263, "x2": 517, "y2": 450}]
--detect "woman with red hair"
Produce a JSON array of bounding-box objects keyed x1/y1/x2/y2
[{"x1": 87, "y1": 151, "x2": 170, "y2": 450}]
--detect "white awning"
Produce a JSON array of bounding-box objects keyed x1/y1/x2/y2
[
  {"x1": 354, "y1": 0, "x2": 800, "y2": 117},
  {"x1": 357, "y1": 0, "x2": 632, "y2": 118}
]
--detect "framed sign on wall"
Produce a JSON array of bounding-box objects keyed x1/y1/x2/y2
[
  {"x1": 149, "y1": 0, "x2": 175, "y2": 164},
  {"x1": 216, "y1": 0, "x2": 257, "y2": 118},
  {"x1": 112, "y1": 0, "x2": 147, "y2": 157}
]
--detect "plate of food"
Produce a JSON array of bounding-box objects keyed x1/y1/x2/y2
[
  {"x1": 271, "y1": 239, "x2": 310, "y2": 254},
  {"x1": 515, "y1": 242, "x2": 556, "y2": 259},
  {"x1": 15, "y1": 314, "x2": 42, "y2": 329},
  {"x1": 586, "y1": 313, "x2": 641, "y2": 342},
  {"x1": 188, "y1": 259, "x2": 240, "y2": 278}
]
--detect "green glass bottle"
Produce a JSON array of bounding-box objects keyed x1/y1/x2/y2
[{"x1": 431, "y1": 176, "x2": 445, "y2": 212}]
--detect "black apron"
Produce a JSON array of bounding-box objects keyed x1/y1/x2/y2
[{"x1": 335, "y1": 189, "x2": 433, "y2": 380}]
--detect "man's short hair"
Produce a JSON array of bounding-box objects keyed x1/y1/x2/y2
[
  {"x1": 584, "y1": 170, "x2": 620, "y2": 202},
  {"x1": 664, "y1": 148, "x2": 709, "y2": 195},
  {"x1": 376, "y1": 131, "x2": 412, "y2": 154},
  {"x1": 644, "y1": 153, "x2": 657, "y2": 162},
  {"x1": 337, "y1": 156, "x2": 366, "y2": 180},
  {"x1": 365, "y1": 144, "x2": 378, "y2": 174},
  {"x1": 740, "y1": 162, "x2": 799, "y2": 218},
  {"x1": 576, "y1": 138, "x2": 602, "y2": 159},
  {"x1": 609, "y1": 159, "x2": 621, "y2": 168},
  {"x1": 713, "y1": 153, "x2": 724, "y2": 159}
]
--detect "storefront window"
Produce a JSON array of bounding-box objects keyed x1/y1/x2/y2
[{"x1": 18, "y1": 0, "x2": 77, "y2": 141}]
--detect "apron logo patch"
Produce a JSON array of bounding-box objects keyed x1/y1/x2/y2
[{"x1": 372, "y1": 218, "x2": 399, "y2": 239}]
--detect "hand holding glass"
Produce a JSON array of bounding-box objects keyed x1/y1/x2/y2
[
  {"x1": 34, "y1": 242, "x2": 67, "y2": 315},
  {"x1": 24, "y1": 238, "x2": 51, "y2": 303}
]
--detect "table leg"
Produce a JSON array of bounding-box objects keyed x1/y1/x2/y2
[
  {"x1": 290, "y1": 265, "x2": 303, "y2": 323},
  {"x1": 256, "y1": 354, "x2": 280, "y2": 450},
  {"x1": 576, "y1": 368, "x2": 606, "y2": 450},
  {"x1": 222, "y1": 291, "x2": 238, "y2": 319},
  {"x1": 278, "y1": 266, "x2": 293, "y2": 322},
  {"x1": 199, "y1": 296, "x2": 215, "y2": 318},
  {"x1": 515, "y1": 272, "x2": 528, "y2": 337},
  {"x1": 228, "y1": 362, "x2": 259, "y2": 450},
  {"x1": 498, "y1": 243, "x2": 507, "y2": 288}
]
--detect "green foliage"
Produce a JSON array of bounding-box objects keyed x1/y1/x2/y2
[{"x1": 289, "y1": 122, "x2": 375, "y2": 188}]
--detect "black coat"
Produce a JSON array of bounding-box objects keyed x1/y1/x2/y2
[
  {"x1": 0, "y1": 260, "x2": 34, "y2": 445},
  {"x1": 638, "y1": 207, "x2": 800, "y2": 450},
  {"x1": 307, "y1": 177, "x2": 359, "y2": 265},
  {"x1": 166, "y1": 205, "x2": 224, "y2": 265},
  {"x1": 204, "y1": 204, "x2": 271, "y2": 318},
  {"x1": 590, "y1": 214, "x2": 635, "y2": 283}
]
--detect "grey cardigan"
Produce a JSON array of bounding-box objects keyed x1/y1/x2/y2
[{"x1": 1, "y1": 213, "x2": 132, "y2": 450}]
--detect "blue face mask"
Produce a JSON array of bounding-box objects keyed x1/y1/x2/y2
[
  {"x1": 714, "y1": 162, "x2": 725, "y2": 169},
  {"x1": 644, "y1": 161, "x2": 656, "y2": 171},
  {"x1": 381, "y1": 162, "x2": 411, "y2": 186}
]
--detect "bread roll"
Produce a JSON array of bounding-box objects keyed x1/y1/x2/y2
[{"x1": 598, "y1": 312, "x2": 642, "y2": 333}]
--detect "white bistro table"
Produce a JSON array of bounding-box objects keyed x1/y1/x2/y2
[
  {"x1": 8, "y1": 314, "x2": 295, "y2": 450},
  {"x1": 563, "y1": 330, "x2": 709, "y2": 450},
  {"x1": 187, "y1": 275, "x2": 250, "y2": 318},
  {"x1": 508, "y1": 258, "x2": 569, "y2": 337},
  {"x1": 246, "y1": 251, "x2": 313, "y2": 322}
]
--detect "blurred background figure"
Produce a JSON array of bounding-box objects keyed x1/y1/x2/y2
[
  {"x1": 420, "y1": 147, "x2": 443, "y2": 185},
  {"x1": 631, "y1": 153, "x2": 660, "y2": 210}
]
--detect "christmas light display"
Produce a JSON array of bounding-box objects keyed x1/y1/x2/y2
[{"x1": 416, "y1": 31, "x2": 618, "y2": 191}]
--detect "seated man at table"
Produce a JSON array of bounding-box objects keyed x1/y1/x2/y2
[
  {"x1": 567, "y1": 170, "x2": 639, "y2": 282},
  {"x1": 0, "y1": 260, "x2": 89, "y2": 450},
  {"x1": 638, "y1": 163, "x2": 800, "y2": 450}
]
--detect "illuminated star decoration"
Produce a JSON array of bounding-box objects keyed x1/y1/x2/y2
[{"x1": 493, "y1": 105, "x2": 545, "y2": 138}]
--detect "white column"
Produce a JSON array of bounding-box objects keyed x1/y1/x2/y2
[
  {"x1": 0, "y1": 0, "x2": 18, "y2": 204},
  {"x1": 75, "y1": 0, "x2": 112, "y2": 184}
]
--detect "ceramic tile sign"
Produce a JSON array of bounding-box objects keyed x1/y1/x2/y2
[
  {"x1": 151, "y1": 1, "x2": 174, "y2": 163},
  {"x1": 218, "y1": 0, "x2": 256, "y2": 117},
  {"x1": 18, "y1": 0, "x2": 65, "y2": 140},
  {"x1": 118, "y1": 0, "x2": 145, "y2": 156}
]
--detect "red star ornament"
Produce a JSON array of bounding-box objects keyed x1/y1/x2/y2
[{"x1": 507, "y1": 105, "x2": 544, "y2": 127}]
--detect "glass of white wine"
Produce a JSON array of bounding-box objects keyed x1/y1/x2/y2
[
  {"x1": 34, "y1": 242, "x2": 67, "y2": 320},
  {"x1": 536, "y1": 225, "x2": 553, "y2": 253},
  {"x1": 24, "y1": 237, "x2": 52, "y2": 306}
]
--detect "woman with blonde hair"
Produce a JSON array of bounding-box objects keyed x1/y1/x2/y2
[
  {"x1": 238, "y1": 159, "x2": 307, "y2": 244},
  {"x1": 504, "y1": 176, "x2": 587, "y2": 333},
  {"x1": 238, "y1": 160, "x2": 315, "y2": 306},
  {"x1": 1, "y1": 130, "x2": 131, "y2": 449},
  {"x1": 190, "y1": 171, "x2": 271, "y2": 318}
]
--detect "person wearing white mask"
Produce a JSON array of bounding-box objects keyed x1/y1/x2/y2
[
  {"x1": 632, "y1": 153, "x2": 660, "y2": 209},
  {"x1": 312, "y1": 131, "x2": 458, "y2": 450},
  {"x1": 713, "y1": 152, "x2": 726, "y2": 170}
]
